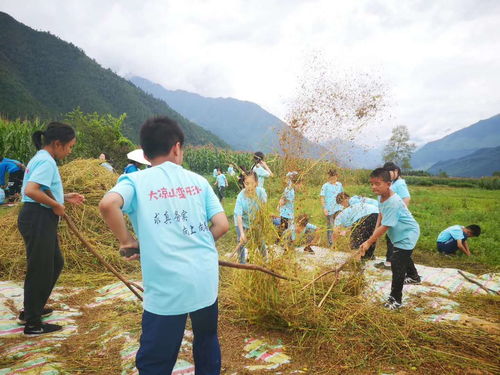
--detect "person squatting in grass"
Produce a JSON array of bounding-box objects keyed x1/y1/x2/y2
[
  {"x1": 251, "y1": 151, "x2": 273, "y2": 191},
  {"x1": 374, "y1": 162, "x2": 412, "y2": 270},
  {"x1": 233, "y1": 171, "x2": 267, "y2": 264},
  {"x1": 213, "y1": 167, "x2": 228, "y2": 202},
  {"x1": 359, "y1": 168, "x2": 421, "y2": 310},
  {"x1": 334, "y1": 192, "x2": 379, "y2": 260},
  {"x1": 0, "y1": 156, "x2": 25, "y2": 199},
  {"x1": 17, "y1": 122, "x2": 85, "y2": 335},
  {"x1": 320, "y1": 169, "x2": 344, "y2": 246},
  {"x1": 99, "y1": 116, "x2": 229, "y2": 375},
  {"x1": 436, "y1": 224, "x2": 481, "y2": 256},
  {"x1": 288, "y1": 213, "x2": 320, "y2": 253},
  {"x1": 277, "y1": 171, "x2": 298, "y2": 240}
]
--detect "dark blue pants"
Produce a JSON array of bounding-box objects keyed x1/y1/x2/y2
[
  {"x1": 136, "y1": 300, "x2": 221, "y2": 375},
  {"x1": 437, "y1": 240, "x2": 462, "y2": 254}
]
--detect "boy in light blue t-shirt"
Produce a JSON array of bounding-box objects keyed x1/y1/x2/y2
[
  {"x1": 278, "y1": 171, "x2": 298, "y2": 239},
  {"x1": 251, "y1": 151, "x2": 273, "y2": 190},
  {"x1": 213, "y1": 168, "x2": 228, "y2": 202},
  {"x1": 437, "y1": 224, "x2": 481, "y2": 256},
  {"x1": 100, "y1": 117, "x2": 229, "y2": 374},
  {"x1": 360, "y1": 168, "x2": 420, "y2": 310},
  {"x1": 320, "y1": 169, "x2": 343, "y2": 246}
]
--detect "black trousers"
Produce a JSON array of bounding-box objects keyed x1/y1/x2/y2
[
  {"x1": 390, "y1": 248, "x2": 419, "y2": 304},
  {"x1": 350, "y1": 213, "x2": 378, "y2": 259},
  {"x1": 385, "y1": 234, "x2": 394, "y2": 262},
  {"x1": 7, "y1": 170, "x2": 24, "y2": 195},
  {"x1": 18, "y1": 203, "x2": 64, "y2": 325},
  {"x1": 216, "y1": 186, "x2": 225, "y2": 201}
]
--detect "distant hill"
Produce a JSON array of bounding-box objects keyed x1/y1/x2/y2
[
  {"x1": 0, "y1": 12, "x2": 228, "y2": 147},
  {"x1": 428, "y1": 146, "x2": 500, "y2": 177},
  {"x1": 130, "y1": 76, "x2": 284, "y2": 152},
  {"x1": 412, "y1": 114, "x2": 500, "y2": 170}
]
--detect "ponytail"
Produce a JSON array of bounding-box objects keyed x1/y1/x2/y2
[{"x1": 32, "y1": 122, "x2": 75, "y2": 150}]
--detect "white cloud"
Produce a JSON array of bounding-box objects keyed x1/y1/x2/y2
[{"x1": 1, "y1": 0, "x2": 499, "y2": 147}]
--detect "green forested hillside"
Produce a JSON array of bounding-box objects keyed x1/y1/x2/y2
[{"x1": 0, "y1": 12, "x2": 228, "y2": 147}]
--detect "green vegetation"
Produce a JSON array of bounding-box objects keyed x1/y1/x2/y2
[
  {"x1": 405, "y1": 175, "x2": 500, "y2": 190},
  {"x1": 0, "y1": 11, "x2": 228, "y2": 147}
]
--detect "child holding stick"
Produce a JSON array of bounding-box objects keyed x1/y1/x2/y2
[
  {"x1": 18, "y1": 122, "x2": 85, "y2": 335},
  {"x1": 234, "y1": 171, "x2": 267, "y2": 263},
  {"x1": 100, "y1": 117, "x2": 229, "y2": 374},
  {"x1": 360, "y1": 168, "x2": 420, "y2": 310},
  {"x1": 320, "y1": 169, "x2": 343, "y2": 246}
]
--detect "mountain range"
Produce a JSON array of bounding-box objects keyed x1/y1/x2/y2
[
  {"x1": 427, "y1": 146, "x2": 500, "y2": 177},
  {"x1": 0, "y1": 12, "x2": 227, "y2": 147}
]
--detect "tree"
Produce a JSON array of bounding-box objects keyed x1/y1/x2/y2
[{"x1": 383, "y1": 125, "x2": 416, "y2": 170}]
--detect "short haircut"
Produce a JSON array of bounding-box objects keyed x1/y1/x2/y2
[
  {"x1": 140, "y1": 116, "x2": 184, "y2": 159},
  {"x1": 244, "y1": 171, "x2": 258, "y2": 182},
  {"x1": 336, "y1": 192, "x2": 350, "y2": 204},
  {"x1": 253, "y1": 151, "x2": 264, "y2": 162},
  {"x1": 296, "y1": 213, "x2": 309, "y2": 226},
  {"x1": 370, "y1": 168, "x2": 391, "y2": 182},
  {"x1": 327, "y1": 169, "x2": 338, "y2": 177},
  {"x1": 466, "y1": 225, "x2": 481, "y2": 237},
  {"x1": 383, "y1": 162, "x2": 401, "y2": 177}
]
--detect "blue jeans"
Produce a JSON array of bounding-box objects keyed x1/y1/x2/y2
[{"x1": 136, "y1": 300, "x2": 221, "y2": 375}]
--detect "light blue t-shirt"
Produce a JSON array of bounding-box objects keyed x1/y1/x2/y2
[
  {"x1": 279, "y1": 186, "x2": 295, "y2": 219},
  {"x1": 109, "y1": 161, "x2": 224, "y2": 316},
  {"x1": 334, "y1": 202, "x2": 379, "y2": 228},
  {"x1": 233, "y1": 187, "x2": 267, "y2": 229},
  {"x1": 437, "y1": 225, "x2": 465, "y2": 243},
  {"x1": 21, "y1": 150, "x2": 64, "y2": 206},
  {"x1": 253, "y1": 166, "x2": 270, "y2": 189},
  {"x1": 227, "y1": 166, "x2": 235, "y2": 176},
  {"x1": 0, "y1": 187, "x2": 5, "y2": 204},
  {"x1": 320, "y1": 182, "x2": 343, "y2": 215},
  {"x1": 350, "y1": 195, "x2": 379, "y2": 207},
  {"x1": 216, "y1": 174, "x2": 227, "y2": 188},
  {"x1": 101, "y1": 162, "x2": 114, "y2": 172},
  {"x1": 124, "y1": 164, "x2": 140, "y2": 174},
  {"x1": 212, "y1": 168, "x2": 218, "y2": 177},
  {"x1": 380, "y1": 193, "x2": 420, "y2": 250},
  {"x1": 391, "y1": 178, "x2": 410, "y2": 200}
]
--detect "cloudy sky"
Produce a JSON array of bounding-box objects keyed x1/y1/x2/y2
[{"x1": 2, "y1": 0, "x2": 499, "y2": 146}]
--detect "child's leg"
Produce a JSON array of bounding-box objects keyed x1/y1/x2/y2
[
  {"x1": 190, "y1": 300, "x2": 221, "y2": 375},
  {"x1": 437, "y1": 240, "x2": 458, "y2": 254},
  {"x1": 326, "y1": 215, "x2": 335, "y2": 245},
  {"x1": 405, "y1": 254, "x2": 420, "y2": 281},
  {"x1": 43, "y1": 239, "x2": 64, "y2": 308},
  {"x1": 136, "y1": 310, "x2": 187, "y2": 374},
  {"x1": 389, "y1": 248, "x2": 412, "y2": 304},
  {"x1": 385, "y1": 235, "x2": 394, "y2": 262},
  {"x1": 18, "y1": 204, "x2": 60, "y2": 325}
]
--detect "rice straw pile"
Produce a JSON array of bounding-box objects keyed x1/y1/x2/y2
[{"x1": 0, "y1": 159, "x2": 138, "y2": 278}]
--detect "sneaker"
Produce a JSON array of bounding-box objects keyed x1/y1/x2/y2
[
  {"x1": 404, "y1": 277, "x2": 421, "y2": 285},
  {"x1": 383, "y1": 297, "x2": 402, "y2": 310},
  {"x1": 17, "y1": 308, "x2": 54, "y2": 325},
  {"x1": 24, "y1": 323, "x2": 62, "y2": 336},
  {"x1": 374, "y1": 262, "x2": 392, "y2": 270},
  {"x1": 303, "y1": 246, "x2": 314, "y2": 253}
]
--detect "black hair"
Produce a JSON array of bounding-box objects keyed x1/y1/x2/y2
[
  {"x1": 336, "y1": 192, "x2": 350, "y2": 204},
  {"x1": 466, "y1": 225, "x2": 481, "y2": 237},
  {"x1": 370, "y1": 168, "x2": 391, "y2": 182},
  {"x1": 140, "y1": 116, "x2": 184, "y2": 159},
  {"x1": 327, "y1": 169, "x2": 338, "y2": 177},
  {"x1": 296, "y1": 213, "x2": 309, "y2": 226},
  {"x1": 253, "y1": 151, "x2": 264, "y2": 162},
  {"x1": 217, "y1": 167, "x2": 222, "y2": 173},
  {"x1": 32, "y1": 122, "x2": 76, "y2": 150},
  {"x1": 128, "y1": 160, "x2": 140, "y2": 166},
  {"x1": 383, "y1": 162, "x2": 402, "y2": 178}
]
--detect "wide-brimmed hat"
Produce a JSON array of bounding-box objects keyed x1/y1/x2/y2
[{"x1": 126, "y1": 149, "x2": 151, "y2": 166}]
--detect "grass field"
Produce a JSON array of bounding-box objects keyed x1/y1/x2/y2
[{"x1": 214, "y1": 174, "x2": 500, "y2": 274}]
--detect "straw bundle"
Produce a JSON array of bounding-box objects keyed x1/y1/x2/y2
[{"x1": 0, "y1": 159, "x2": 138, "y2": 278}]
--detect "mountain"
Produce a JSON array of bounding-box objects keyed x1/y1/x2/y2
[
  {"x1": 427, "y1": 146, "x2": 500, "y2": 177},
  {"x1": 412, "y1": 115, "x2": 500, "y2": 170},
  {"x1": 130, "y1": 76, "x2": 284, "y2": 152},
  {"x1": 0, "y1": 12, "x2": 228, "y2": 147},
  {"x1": 320, "y1": 138, "x2": 383, "y2": 169}
]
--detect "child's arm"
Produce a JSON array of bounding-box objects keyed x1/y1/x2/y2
[
  {"x1": 209, "y1": 212, "x2": 229, "y2": 241},
  {"x1": 25, "y1": 182, "x2": 65, "y2": 216},
  {"x1": 375, "y1": 213, "x2": 382, "y2": 228},
  {"x1": 402, "y1": 197, "x2": 411, "y2": 207},
  {"x1": 359, "y1": 225, "x2": 390, "y2": 254},
  {"x1": 99, "y1": 192, "x2": 138, "y2": 255},
  {"x1": 237, "y1": 215, "x2": 246, "y2": 243},
  {"x1": 456, "y1": 239, "x2": 471, "y2": 256},
  {"x1": 260, "y1": 161, "x2": 273, "y2": 176},
  {"x1": 320, "y1": 196, "x2": 328, "y2": 216}
]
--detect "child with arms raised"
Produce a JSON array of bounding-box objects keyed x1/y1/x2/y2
[
  {"x1": 360, "y1": 168, "x2": 420, "y2": 310},
  {"x1": 100, "y1": 117, "x2": 229, "y2": 374}
]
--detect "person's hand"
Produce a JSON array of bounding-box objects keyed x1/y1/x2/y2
[
  {"x1": 52, "y1": 203, "x2": 65, "y2": 217},
  {"x1": 65, "y1": 193, "x2": 85, "y2": 205},
  {"x1": 125, "y1": 254, "x2": 140, "y2": 261},
  {"x1": 120, "y1": 239, "x2": 140, "y2": 261},
  {"x1": 359, "y1": 241, "x2": 370, "y2": 255},
  {"x1": 323, "y1": 208, "x2": 329, "y2": 216}
]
